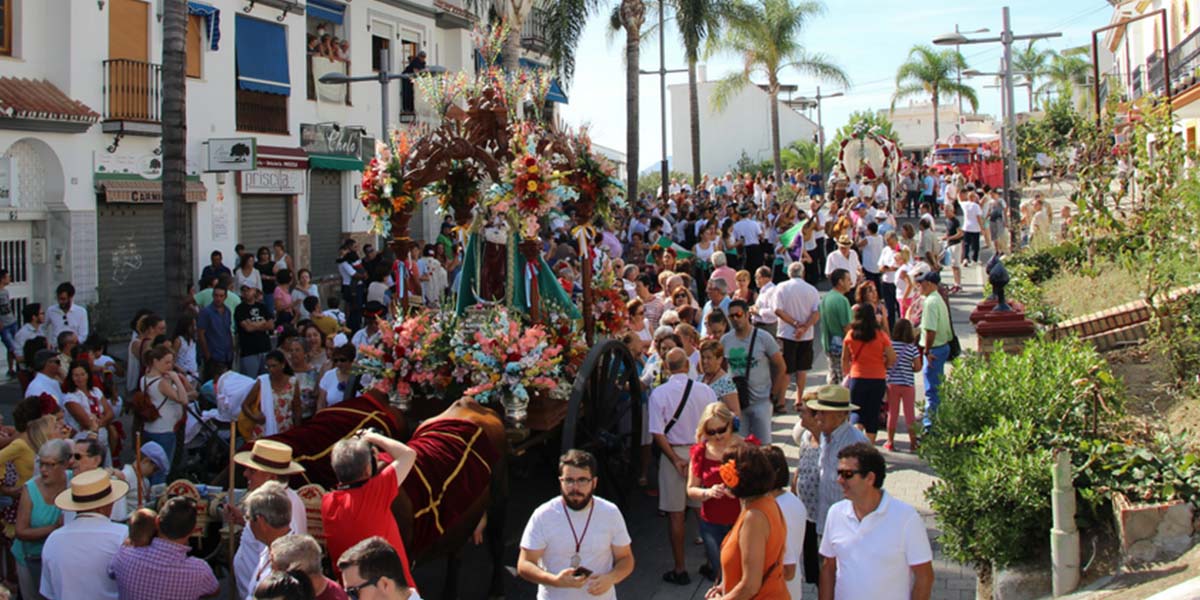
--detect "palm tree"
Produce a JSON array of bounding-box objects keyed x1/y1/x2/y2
[
  {"x1": 780, "y1": 139, "x2": 835, "y2": 172},
  {"x1": 711, "y1": 0, "x2": 848, "y2": 183},
  {"x1": 1039, "y1": 51, "x2": 1092, "y2": 111},
  {"x1": 500, "y1": 0, "x2": 538, "y2": 75},
  {"x1": 676, "y1": 0, "x2": 730, "y2": 186},
  {"x1": 892, "y1": 45, "x2": 977, "y2": 146},
  {"x1": 1012, "y1": 41, "x2": 1051, "y2": 111},
  {"x1": 162, "y1": 0, "x2": 189, "y2": 326}
]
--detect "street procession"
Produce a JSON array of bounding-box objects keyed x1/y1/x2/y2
[{"x1": 1, "y1": 0, "x2": 1200, "y2": 598}]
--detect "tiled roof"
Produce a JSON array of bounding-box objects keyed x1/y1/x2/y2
[{"x1": 0, "y1": 77, "x2": 100, "y2": 123}]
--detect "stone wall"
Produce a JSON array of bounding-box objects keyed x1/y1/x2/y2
[
  {"x1": 1045, "y1": 283, "x2": 1200, "y2": 352},
  {"x1": 1112, "y1": 493, "x2": 1197, "y2": 565}
]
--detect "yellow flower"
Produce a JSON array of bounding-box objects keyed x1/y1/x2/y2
[
  {"x1": 528, "y1": 165, "x2": 539, "y2": 174},
  {"x1": 526, "y1": 180, "x2": 539, "y2": 192}
]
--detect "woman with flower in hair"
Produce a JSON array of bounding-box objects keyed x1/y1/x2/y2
[
  {"x1": 687, "y1": 402, "x2": 753, "y2": 582},
  {"x1": 705, "y1": 445, "x2": 787, "y2": 599}
]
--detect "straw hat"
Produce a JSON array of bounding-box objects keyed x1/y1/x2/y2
[
  {"x1": 55, "y1": 469, "x2": 129, "y2": 512},
  {"x1": 836, "y1": 234, "x2": 854, "y2": 248},
  {"x1": 234, "y1": 440, "x2": 306, "y2": 476},
  {"x1": 805, "y1": 384, "x2": 860, "y2": 412}
]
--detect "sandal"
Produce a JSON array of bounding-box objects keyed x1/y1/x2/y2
[{"x1": 698, "y1": 564, "x2": 717, "y2": 581}]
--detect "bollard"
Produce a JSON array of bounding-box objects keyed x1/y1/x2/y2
[{"x1": 1051, "y1": 449, "x2": 1080, "y2": 596}]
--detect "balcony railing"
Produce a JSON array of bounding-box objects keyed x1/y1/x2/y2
[
  {"x1": 236, "y1": 88, "x2": 289, "y2": 135},
  {"x1": 521, "y1": 8, "x2": 549, "y2": 54},
  {"x1": 103, "y1": 59, "x2": 162, "y2": 123},
  {"x1": 1132, "y1": 64, "x2": 1144, "y2": 99},
  {"x1": 1168, "y1": 26, "x2": 1200, "y2": 94}
]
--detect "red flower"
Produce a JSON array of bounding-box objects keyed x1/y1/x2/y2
[{"x1": 524, "y1": 156, "x2": 537, "y2": 167}]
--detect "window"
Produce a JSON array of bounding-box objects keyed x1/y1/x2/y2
[
  {"x1": 371, "y1": 34, "x2": 390, "y2": 71},
  {"x1": 235, "y1": 15, "x2": 290, "y2": 133},
  {"x1": 186, "y1": 14, "x2": 202, "y2": 78},
  {"x1": 0, "y1": 0, "x2": 11, "y2": 57},
  {"x1": 306, "y1": 0, "x2": 349, "y2": 104}
]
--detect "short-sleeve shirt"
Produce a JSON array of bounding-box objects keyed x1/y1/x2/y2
[
  {"x1": 776, "y1": 490, "x2": 808, "y2": 582},
  {"x1": 690, "y1": 443, "x2": 741, "y2": 525},
  {"x1": 321, "y1": 464, "x2": 414, "y2": 586},
  {"x1": 887, "y1": 342, "x2": 921, "y2": 387},
  {"x1": 919, "y1": 292, "x2": 953, "y2": 348},
  {"x1": 704, "y1": 373, "x2": 737, "y2": 399},
  {"x1": 818, "y1": 292, "x2": 852, "y2": 354},
  {"x1": 109, "y1": 537, "x2": 220, "y2": 600},
  {"x1": 235, "y1": 302, "x2": 272, "y2": 355},
  {"x1": 819, "y1": 492, "x2": 934, "y2": 600},
  {"x1": 944, "y1": 216, "x2": 962, "y2": 245},
  {"x1": 197, "y1": 304, "x2": 234, "y2": 362},
  {"x1": 962, "y1": 201, "x2": 983, "y2": 233},
  {"x1": 0, "y1": 288, "x2": 14, "y2": 328},
  {"x1": 774, "y1": 278, "x2": 821, "y2": 342},
  {"x1": 843, "y1": 331, "x2": 893, "y2": 380},
  {"x1": 519, "y1": 496, "x2": 631, "y2": 600},
  {"x1": 319, "y1": 369, "x2": 348, "y2": 407},
  {"x1": 721, "y1": 328, "x2": 780, "y2": 405}
]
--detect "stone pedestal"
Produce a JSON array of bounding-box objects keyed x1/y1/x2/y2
[{"x1": 973, "y1": 299, "x2": 1038, "y2": 355}]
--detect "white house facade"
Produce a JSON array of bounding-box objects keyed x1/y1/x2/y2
[
  {"x1": 0, "y1": 0, "x2": 558, "y2": 335},
  {"x1": 883, "y1": 102, "x2": 999, "y2": 154}
]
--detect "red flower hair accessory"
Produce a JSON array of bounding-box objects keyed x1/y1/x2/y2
[{"x1": 719, "y1": 459, "x2": 739, "y2": 489}]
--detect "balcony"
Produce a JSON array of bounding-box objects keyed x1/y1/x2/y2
[
  {"x1": 101, "y1": 59, "x2": 162, "y2": 136},
  {"x1": 1168, "y1": 26, "x2": 1200, "y2": 96},
  {"x1": 521, "y1": 8, "x2": 549, "y2": 54},
  {"x1": 236, "y1": 88, "x2": 289, "y2": 135},
  {"x1": 1132, "y1": 64, "x2": 1144, "y2": 100}
]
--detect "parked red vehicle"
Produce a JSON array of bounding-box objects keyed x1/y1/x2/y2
[{"x1": 927, "y1": 136, "x2": 1003, "y2": 189}]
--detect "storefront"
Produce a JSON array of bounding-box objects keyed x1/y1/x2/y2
[
  {"x1": 95, "y1": 153, "x2": 205, "y2": 329},
  {"x1": 300, "y1": 123, "x2": 368, "y2": 278},
  {"x1": 238, "y1": 146, "x2": 306, "y2": 261}
]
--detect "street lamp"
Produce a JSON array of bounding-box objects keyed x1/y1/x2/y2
[
  {"x1": 954, "y1": 26, "x2": 990, "y2": 130},
  {"x1": 795, "y1": 86, "x2": 843, "y2": 177},
  {"x1": 934, "y1": 6, "x2": 1060, "y2": 251},
  {"x1": 319, "y1": 49, "x2": 447, "y2": 138},
  {"x1": 638, "y1": 0, "x2": 687, "y2": 199}
]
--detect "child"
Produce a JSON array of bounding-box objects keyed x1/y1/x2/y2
[
  {"x1": 884, "y1": 319, "x2": 923, "y2": 452},
  {"x1": 126, "y1": 507, "x2": 158, "y2": 547}
]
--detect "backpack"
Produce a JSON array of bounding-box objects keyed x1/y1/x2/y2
[{"x1": 131, "y1": 376, "x2": 165, "y2": 422}]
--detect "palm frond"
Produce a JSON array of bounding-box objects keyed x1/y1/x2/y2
[
  {"x1": 545, "y1": 0, "x2": 603, "y2": 84},
  {"x1": 711, "y1": 71, "x2": 751, "y2": 112},
  {"x1": 890, "y1": 83, "x2": 927, "y2": 111}
]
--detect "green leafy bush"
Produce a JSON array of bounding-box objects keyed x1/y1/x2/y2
[
  {"x1": 1077, "y1": 431, "x2": 1200, "y2": 508},
  {"x1": 920, "y1": 336, "x2": 1123, "y2": 569},
  {"x1": 1006, "y1": 241, "x2": 1086, "y2": 285}
]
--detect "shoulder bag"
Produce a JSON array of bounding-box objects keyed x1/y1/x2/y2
[
  {"x1": 131, "y1": 376, "x2": 166, "y2": 422},
  {"x1": 732, "y1": 329, "x2": 758, "y2": 410}
]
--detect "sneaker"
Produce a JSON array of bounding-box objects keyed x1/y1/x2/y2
[
  {"x1": 663, "y1": 570, "x2": 691, "y2": 586},
  {"x1": 883, "y1": 441, "x2": 895, "y2": 452}
]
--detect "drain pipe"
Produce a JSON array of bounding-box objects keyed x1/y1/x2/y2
[{"x1": 1051, "y1": 449, "x2": 1080, "y2": 596}]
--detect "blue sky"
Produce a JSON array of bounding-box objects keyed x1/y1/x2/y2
[{"x1": 558, "y1": 1, "x2": 1114, "y2": 172}]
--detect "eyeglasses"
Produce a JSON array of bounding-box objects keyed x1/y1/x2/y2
[
  {"x1": 705, "y1": 424, "x2": 730, "y2": 436},
  {"x1": 727, "y1": 312, "x2": 745, "y2": 320},
  {"x1": 559, "y1": 476, "x2": 594, "y2": 487},
  {"x1": 344, "y1": 576, "x2": 381, "y2": 600},
  {"x1": 836, "y1": 469, "x2": 863, "y2": 480}
]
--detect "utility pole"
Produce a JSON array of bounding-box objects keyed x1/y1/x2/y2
[
  {"x1": 804, "y1": 86, "x2": 843, "y2": 177},
  {"x1": 638, "y1": 0, "x2": 686, "y2": 199}
]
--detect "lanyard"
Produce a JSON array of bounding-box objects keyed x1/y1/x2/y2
[{"x1": 562, "y1": 499, "x2": 595, "y2": 558}]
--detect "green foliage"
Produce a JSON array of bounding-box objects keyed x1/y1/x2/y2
[
  {"x1": 1005, "y1": 241, "x2": 1086, "y2": 285},
  {"x1": 920, "y1": 336, "x2": 1125, "y2": 569},
  {"x1": 1077, "y1": 431, "x2": 1200, "y2": 508},
  {"x1": 1016, "y1": 96, "x2": 1086, "y2": 178},
  {"x1": 995, "y1": 263, "x2": 1064, "y2": 326},
  {"x1": 638, "y1": 170, "x2": 691, "y2": 198},
  {"x1": 779, "y1": 139, "x2": 838, "y2": 174},
  {"x1": 832, "y1": 110, "x2": 897, "y2": 146}
]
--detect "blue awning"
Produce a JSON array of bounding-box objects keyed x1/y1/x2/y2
[
  {"x1": 235, "y1": 15, "x2": 290, "y2": 95},
  {"x1": 307, "y1": 0, "x2": 345, "y2": 25},
  {"x1": 187, "y1": 2, "x2": 220, "y2": 51},
  {"x1": 547, "y1": 78, "x2": 568, "y2": 104}
]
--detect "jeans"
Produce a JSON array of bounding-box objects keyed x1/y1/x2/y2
[
  {"x1": 17, "y1": 559, "x2": 45, "y2": 600},
  {"x1": 240, "y1": 352, "x2": 266, "y2": 377},
  {"x1": 922, "y1": 344, "x2": 951, "y2": 431},
  {"x1": 964, "y1": 231, "x2": 981, "y2": 263},
  {"x1": 740, "y1": 399, "x2": 774, "y2": 443},
  {"x1": 879, "y1": 280, "x2": 898, "y2": 330},
  {"x1": 698, "y1": 519, "x2": 732, "y2": 574},
  {"x1": 1, "y1": 321, "x2": 17, "y2": 372},
  {"x1": 142, "y1": 430, "x2": 177, "y2": 485}
]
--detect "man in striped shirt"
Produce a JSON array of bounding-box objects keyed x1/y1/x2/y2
[{"x1": 806, "y1": 385, "x2": 868, "y2": 540}]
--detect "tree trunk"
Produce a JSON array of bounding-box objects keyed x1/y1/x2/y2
[
  {"x1": 687, "y1": 58, "x2": 701, "y2": 187},
  {"x1": 931, "y1": 88, "x2": 941, "y2": 146},
  {"x1": 768, "y1": 81, "x2": 783, "y2": 184},
  {"x1": 501, "y1": 2, "x2": 528, "y2": 76},
  {"x1": 162, "y1": 0, "x2": 189, "y2": 327},
  {"x1": 622, "y1": 0, "x2": 644, "y2": 207},
  {"x1": 1027, "y1": 84, "x2": 1034, "y2": 112}
]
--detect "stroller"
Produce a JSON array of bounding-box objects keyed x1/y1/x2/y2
[{"x1": 177, "y1": 371, "x2": 257, "y2": 484}]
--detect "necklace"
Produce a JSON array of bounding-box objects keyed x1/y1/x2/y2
[{"x1": 561, "y1": 498, "x2": 595, "y2": 568}]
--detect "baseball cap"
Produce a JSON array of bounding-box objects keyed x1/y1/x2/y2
[{"x1": 916, "y1": 271, "x2": 941, "y2": 284}]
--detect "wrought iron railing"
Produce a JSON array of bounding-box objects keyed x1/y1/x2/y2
[
  {"x1": 102, "y1": 59, "x2": 162, "y2": 122},
  {"x1": 1169, "y1": 26, "x2": 1200, "y2": 93},
  {"x1": 1132, "y1": 64, "x2": 1144, "y2": 99},
  {"x1": 521, "y1": 8, "x2": 549, "y2": 53},
  {"x1": 236, "y1": 88, "x2": 289, "y2": 134}
]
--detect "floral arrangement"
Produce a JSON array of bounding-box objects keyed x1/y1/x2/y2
[
  {"x1": 471, "y1": 21, "x2": 509, "y2": 69},
  {"x1": 487, "y1": 135, "x2": 567, "y2": 238},
  {"x1": 567, "y1": 132, "x2": 625, "y2": 225},
  {"x1": 450, "y1": 305, "x2": 567, "y2": 423},
  {"x1": 360, "y1": 129, "x2": 419, "y2": 235},
  {"x1": 355, "y1": 311, "x2": 451, "y2": 403},
  {"x1": 589, "y1": 270, "x2": 629, "y2": 336},
  {"x1": 413, "y1": 71, "x2": 469, "y2": 119},
  {"x1": 428, "y1": 159, "x2": 483, "y2": 223}
]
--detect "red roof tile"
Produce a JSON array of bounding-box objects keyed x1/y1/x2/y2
[{"x1": 0, "y1": 77, "x2": 100, "y2": 123}]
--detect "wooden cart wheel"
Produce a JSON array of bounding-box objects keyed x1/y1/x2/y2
[{"x1": 561, "y1": 340, "x2": 643, "y2": 507}]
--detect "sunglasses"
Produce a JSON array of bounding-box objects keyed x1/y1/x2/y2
[
  {"x1": 345, "y1": 577, "x2": 381, "y2": 600},
  {"x1": 72, "y1": 453, "x2": 94, "y2": 461},
  {"x1": 705, "y1": 424, "x2": 730, "y2": 436},
  {"x1": 727, "y1": 312, "x2": 745, "y2": 320},
  {"x1": 836, "y1": 469, "x2": 864, "y2": 480}
]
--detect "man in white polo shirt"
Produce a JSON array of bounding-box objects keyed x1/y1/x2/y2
[
  {"x1": 819, "y1": 442, "x2": 934, "y2": 600},
  {"x1": 824, "y1": 235, "x2": 862, "y2": 289},
  {"x1": 649, "y1": 348, "x2": 717, "y2": 586}
]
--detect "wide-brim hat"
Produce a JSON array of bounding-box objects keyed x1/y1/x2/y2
[
  {"x1": 836, "y1": 234, "x2": 854, "y2": 248},
  {"x1": 55, "y1": 469, "x2": 129, "y2": 512},
  {"x1": 234, "y1": 439, "x2": 306, "y2": 475},
  {"x1": 805, "y1": 384, "x2": 860, "y2": 412}
]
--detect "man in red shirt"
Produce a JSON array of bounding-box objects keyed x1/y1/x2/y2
[{"x1": 321, "y1": 429, "x2": 418, "y2": 588}]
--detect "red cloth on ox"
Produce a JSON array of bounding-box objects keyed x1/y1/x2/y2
[
  {"x1": 258, "y1": 394, "x2": 400, "y2": 488},
  {"x1": 401, "y1": 417, "x2": 499, "y2": 556}
]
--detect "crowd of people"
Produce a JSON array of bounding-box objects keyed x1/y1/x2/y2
[{"x1": 0, "y1": 156, "x2": 1067, "y2": 599}]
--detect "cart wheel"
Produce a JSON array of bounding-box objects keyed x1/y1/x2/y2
[{"x1": 561, "y1": 340, "x2": 643, "y2": 507}]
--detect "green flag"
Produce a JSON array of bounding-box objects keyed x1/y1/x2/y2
[
  {"x1": 655, "y1": 235, "x2": 695, "y2": 260},
  {"x1": 779, "y1": 219, "x2": 808, "y2": 250}
]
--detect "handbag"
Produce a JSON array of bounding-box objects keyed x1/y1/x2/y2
[
  {"x1": 938, "y1": 285, "x2": 962, "y2": 361},
  {"x1": 731, "y1": 328, "x2": 759, "y2": 410},
  {"x1": 131, "y1": 377, "x2": 166, "y2": 422}
]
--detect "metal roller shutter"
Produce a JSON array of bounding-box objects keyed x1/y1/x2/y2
[
  {"x1": 97, "y1": 203, "x2": 170, "y2": 333},
  {"x1": 239, "y1": 195, "x2": 290, "y2": 256},
  {"x1": 307, "y1": 170, "x2": 343, "y2": 278}
]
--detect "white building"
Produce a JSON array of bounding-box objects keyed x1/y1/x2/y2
[
  {"x1": 592, "y1": 143, "x2": 628, "y2": 183},
  {"x1": 669, "y1": 74, "x2": 818, "y2": 176},
  {"x1": 883, "y1": 102, "x2": 999, "y2": 154},
  {"x1": 0, "y1": 0, "x2": 559, "y2": 335}
]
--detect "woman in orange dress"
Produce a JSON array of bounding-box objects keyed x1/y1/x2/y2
[{"x1": 706, "y1": 445, "x2": 788, "y2": 599}]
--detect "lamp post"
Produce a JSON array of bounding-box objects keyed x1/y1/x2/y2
[
  {"x1": 934, "y1": 7, "x2": 1060, "y2": 250},
  {"x1": 319, "y1": 49, "x2": 447, "y2": 139},
  {"x1": 638, "y1": 0, "x2": 687, "y2": 201},
  {"x1": 955, "y1": 25, "x2": 991, "y2": 133},
  {"x1": 796, "y1": 86, "x2": 844, "y2": 178}
]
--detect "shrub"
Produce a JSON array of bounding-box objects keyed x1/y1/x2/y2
[
  {"x1": 1006, "y1": 241, "x2": 1086, "y2": 285},
  {"x1": 1077, "y1": 431, "x2": 1200, "y2": 509},
  {"x1": 920, "y1": 336, "x2": 1124, "y2": 569}
]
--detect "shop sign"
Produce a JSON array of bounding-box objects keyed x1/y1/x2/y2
[
  {"x1": 95, "y1": 152, "x2": 200, "y2": 179},
  {"x1": 205, "y1": 138, "x2": 257, "y2": 172},
  {"x1": 240, "y1": 168, "x2": 305, "y2": 195},
  {"x1": 301, "y1": 123, "x2": 367, "y2": 158}
]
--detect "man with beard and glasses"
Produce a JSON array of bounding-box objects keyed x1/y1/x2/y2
[{"x1": 518, "y1": 450, "x2": 635, "y2": 599}]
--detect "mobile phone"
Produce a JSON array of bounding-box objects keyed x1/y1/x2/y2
[{"x1": 572, "y1": 567, "x2": 593, "y2": 578}]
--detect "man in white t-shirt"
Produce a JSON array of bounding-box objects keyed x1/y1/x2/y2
[
  {"x1": 820, "y1": 443, "x2": 934, "y2": 600},
  {"x1": 518, "y1": 450, "x2": 635, "y2": 599},
  {"x1": 878, "y1": 231, "x2": 901, "y2": 329},
  {"x1": 872, "y1": 178, "x2": 890, "y2": 207},
  {"x1": 825, "y1": 235, "x2": 862, "y2": 288},
  {"x1": 960, "y1": 192, "x2": 985, "y2": 266},
  {"x1": 750, "y1": 266, "x2": 779, "y2": 338},
  {"x1": 858, "y1": 222, "x2": 885, "y2": 290},
  {"x1": 773, "y1": 262, "x2": 821, "y2": 411},
  {"x1": 766, "y1": 446, "x2": 808, "y2": 599},
  {"x1": 732, "y1": 207, "x2": 765, "y2": 272}
]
